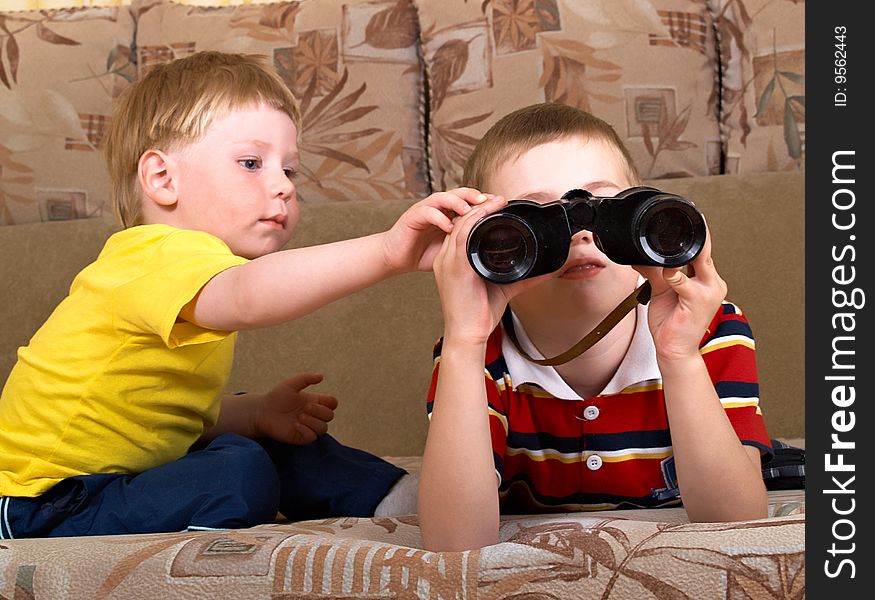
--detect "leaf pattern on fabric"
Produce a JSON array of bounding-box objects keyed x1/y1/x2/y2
[
  {"x1": 0, "y1": 8, "x2": 131, "y2": 96},
  {"x1": 641, "y1": 104, "x2": 697, "y2": 178},
  {"x1": 497, "y1": 517, "x2": 805, "y2": 599},
  {"x1": 301, "y1": 29, "x2": 340, "y2": 95},
  {"x1": 0, "y1": 10, "x2": 100, "y2": 90},
  {"x1": 429, "y1": 37, "x2": 470, "y2": 112},
  {"x1": 291, "y1": 68, "x2": 420, "y2": 201},
  {"x1": 229, "y1": 2, "x2": 302, "y2": 43},
  {"x1": 0, "y1": 504, "x2": 805, "y2": 598},
  {"x1": 714, "y1": 0, "x2": 805, "y2": 169},
  {"x1": 0, "y1": 144, "x2": 35, "y2": 225},
  {"x1": 491, "y1": 0, "x2": 541, "y2": 53},
  {"x1": 538, "y1": 37, "x2": 622, "y2": 111},
  {"x1": 487, "y1": 0, "x2": 561, "y2": 54},
  {"x1": 64, "y1": 42, "x2": 136, "y2": 96},
  {"x1": 431, "y1": 111, "x2": 493, "y2": 190},
  {"x1": 753, "y1": 46, "x2": 804, "y2": 162},
  {"x1": 364, "y1": 0, "x2": 416, "y2": 50}
]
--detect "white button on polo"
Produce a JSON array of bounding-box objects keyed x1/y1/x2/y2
[
  {"x1": 586, "y1": 455, "x2": 603, "y2": 470},
  {"x1": 582, "y1": 405, "x2": 600, "y2": 420}
]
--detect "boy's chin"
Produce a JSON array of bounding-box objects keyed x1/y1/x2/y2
[{"x1": 233, "y1": 238, "x2": 289, "y2": 259}]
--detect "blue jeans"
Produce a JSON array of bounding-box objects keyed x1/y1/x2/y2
[{"x1": 0, "y1": 433, "x2": 405, "y2": 538}]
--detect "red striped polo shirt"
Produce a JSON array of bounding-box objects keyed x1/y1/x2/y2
[{"x1": 426, "y1": 300, "x2": 772, "y2": 513}]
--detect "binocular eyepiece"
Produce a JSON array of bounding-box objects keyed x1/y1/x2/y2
[{"x1": 467, "y1": 186, "x2": 706, "y2": 284}]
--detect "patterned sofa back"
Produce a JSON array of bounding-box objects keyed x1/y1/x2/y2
[{"x1": 0, "y1": 0, "x2": 804, "y2": 227}]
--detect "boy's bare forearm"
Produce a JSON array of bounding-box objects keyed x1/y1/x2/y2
[
  {"x1": 200, "y1": 393, "x2": 259, "y2": 441},
  {"x1": 418, "y1": 343, "x2": 501, "y2": 551},
  {"x1": 660, "y1": 356, "x2": 769, "y2": 521},
  {"x1": 189, "y1": 232, "x2": 395, "y2": 331}
]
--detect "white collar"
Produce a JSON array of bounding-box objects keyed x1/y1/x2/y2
[{"x1": 501, "y1": 283, "x2": 661, "y2": 400}]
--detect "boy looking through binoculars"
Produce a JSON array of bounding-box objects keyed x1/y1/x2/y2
[{"x1": 417, "y1": 103, "x2": 772, "y2": 551}]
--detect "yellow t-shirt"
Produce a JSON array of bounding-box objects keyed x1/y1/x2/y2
[{"x1": 0, "y1": 225, "x2": 249, "y2": 497}]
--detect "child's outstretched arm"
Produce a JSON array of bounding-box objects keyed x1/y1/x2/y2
[
  {"x1": 182, "y1": 189, "x2": 488, "y2": 331},
  {"x1": 636, "y1": 227, "x2": 769, "y2": 522}
]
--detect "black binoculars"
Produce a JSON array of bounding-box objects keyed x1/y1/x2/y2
[{"x1": 467, "y1": 186, "x2": 706, "y2": 283}]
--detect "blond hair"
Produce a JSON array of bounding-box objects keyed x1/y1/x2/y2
[
  {"x1": 463, "y1": 103, "x2": 639, "y2": 191},
  {"x1": 103, "y1": 51, "x2": 301, "y2": 228}
]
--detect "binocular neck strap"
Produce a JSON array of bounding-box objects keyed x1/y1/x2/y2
[{"x1": 502, "y1": 280, "x2": 652, "y2": 367}]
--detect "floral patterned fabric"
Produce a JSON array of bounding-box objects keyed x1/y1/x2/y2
[
  {"x1": 416, "y1": 0, "x2": 723, "y2": 188},
  {"x1": 133, "y1": 0, "x2": 430, "y2": 205},
  {"x1": 2, "y1": 1, "x2": 130, "y2": 12},
  {"x1": 711, "y1": 0, "x2": 805, "y2": 174},
  {"x1": 0, "y1": 458, "x2": 804, "y2": 600},
  {"x1": 0, "y1": 6, "x2": 135, "y2": 226},
  {"x1": 0, "y1": 0, "x2": 804, "y2": 226}
]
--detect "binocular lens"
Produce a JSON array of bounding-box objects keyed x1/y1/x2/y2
[
  {"x1": 638, "y1": 202, "x2": 703, "y2": 265},
  {"x1": 643, "y1": 206, "x2": 695, "y2": 256},
  {"x1": 469, "y1": 216, "x2": 535, "y2": 281}
]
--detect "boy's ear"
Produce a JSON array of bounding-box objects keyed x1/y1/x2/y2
[{"x1": 138, "y1": 149, "x2": 179, "y2": 208}]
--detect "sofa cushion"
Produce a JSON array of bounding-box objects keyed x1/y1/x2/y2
[
  {"x1": 414, "y1": 0, "x2": 722, "y2": 190},
  {"x1": 710, "y1": 0, "x2": 805, "y2": 174},
  {"x1": 0, "y1": 6, "x2": 136, "y2": 226},
  {"x1": 133, "y1": 0, "x2": 429, "y2": 204},
  {"x1": 0, "y1": 489, "x2": 803, "y2": 598}
]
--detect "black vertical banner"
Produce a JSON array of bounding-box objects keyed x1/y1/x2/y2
[{"x1": 806, "y1": 3, "x2": 871, "y2": 597}]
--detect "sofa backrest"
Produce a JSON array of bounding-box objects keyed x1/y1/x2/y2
[
  {"x1": 1, "y1": 0, "x2": 805, "y2": 227},
  {"x1": 0, "y1": 170, "x2": 804, "y2": 456}
]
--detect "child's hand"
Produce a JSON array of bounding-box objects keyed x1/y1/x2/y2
[
  {"x1": 432, "y1": 197, "x2": 542, "y2": 345},
  {"x1": 381, "y1": 188, "x2": 497, "y2": 274},
  {"x1": 634, "y1": 224, "x2": 727, "y2": 363},
  {"x1": 253, "y1": 373, "x2": 338, "y2": 445}
]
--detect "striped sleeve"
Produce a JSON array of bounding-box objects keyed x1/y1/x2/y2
[
  {"x1": 484, "y1": 330, "x2": 510, "y2": 475},
  {"x1": 425, "y1": 331, "x2": 510, "y2": 480},
  {"x1": 700, "y1": 302, "x2": 773, "y2": 461}
]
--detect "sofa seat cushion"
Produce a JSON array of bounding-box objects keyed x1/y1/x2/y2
[{"x1": 1, "y1": 477, "x2": 804, "y2": 598}]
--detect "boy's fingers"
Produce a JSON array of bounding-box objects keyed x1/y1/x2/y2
[
  {"x1": 422, "y1": 190, "x2": 479, "y2": 217},
  {"x1": 319, "y1": 394, "x2": 339, "y2": 410},
  {"x1": 451, "y1": 205, "x2": 491, "y2": 246},
  {"x1": 450, "y1": 187, "x2": 490, "y2": 205},
  {"x1": 307, "y1": 400, "x2": 336, "y2": 421},
  {"x1": 689, "y1": 221, "x2": 717, "y2": 277},
  {"x1": 287, "y1": 372, "x2": 324, "y2": 391},
  {"x1": 663, "y1": 268, "x2": 687, "y2": 288},
  {"x1": 422, "y1": 206, "x2": 455, "y2": 233},
  {"x1": 425, "y1": 190, "x2": 506, "y2": 219},
  {"x1": 291, "y1": 422, "x2": 317, "y2": 444},
  {"x1": 298, "y1": 413, "x2": 330, "y2": 435},
  {"x1": 632, "y1": 265, "x2": 672, "y2": 296}
]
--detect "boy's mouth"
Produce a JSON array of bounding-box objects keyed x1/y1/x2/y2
[
  {"x1": 260, "y1": 215, "x2": 287, "y2": 230},
  {"x1": 559, "y1": 258, "x2": 605, "y2": 279}
]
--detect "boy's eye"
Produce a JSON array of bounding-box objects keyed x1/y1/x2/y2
[
  {"x1": 240, "y1": 158, "x2": 260, "y2": 170},
  {"x1": 283, "y1": 168, "x2": 298, "y2": 180}
]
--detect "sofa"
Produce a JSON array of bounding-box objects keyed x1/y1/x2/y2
[{"x1": 1, "y1": 1, "x2": 804, "y2": 598}]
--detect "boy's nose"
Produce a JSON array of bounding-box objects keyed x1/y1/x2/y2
[
  {"x1": 272, "y1": 171, "x2": 295, "y2": 202},
  {"x1": 572, "y1": 229, "x2": 593, "y2": 243}
]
